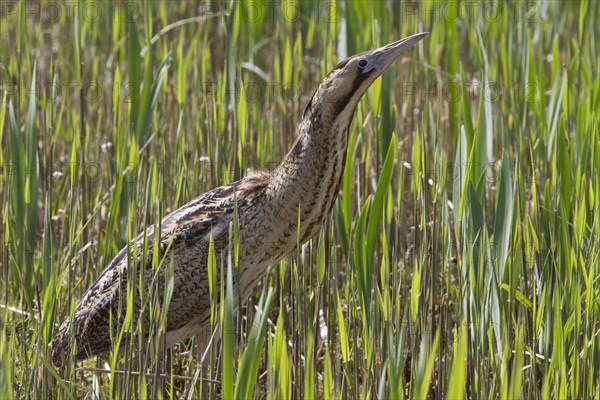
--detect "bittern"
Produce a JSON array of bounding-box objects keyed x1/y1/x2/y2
[{"x1": 50, "y1": 32, "x2": 428, "y2": 367}]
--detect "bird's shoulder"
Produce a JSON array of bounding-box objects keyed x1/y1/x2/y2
[{"x1": 157, "y1": 171, "x2": 271, "y2": 242}]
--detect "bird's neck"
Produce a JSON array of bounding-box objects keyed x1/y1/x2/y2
[{"x1": 269, "y1": 105, "x2": 355, "y2": 241}]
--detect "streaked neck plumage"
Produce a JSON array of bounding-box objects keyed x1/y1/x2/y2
[{"x1": 268, "y1": 74, "x2": 363, "y2": 243}]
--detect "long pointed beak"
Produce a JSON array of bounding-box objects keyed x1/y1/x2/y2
[{"x1": 366, "y1": 32, "x2": 429, "y2": 72}]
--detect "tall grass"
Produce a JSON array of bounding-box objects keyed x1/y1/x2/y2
[{"x1": 1, "y1": 0, "x2": 598, "y2": 398}]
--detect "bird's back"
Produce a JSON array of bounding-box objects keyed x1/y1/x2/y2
[{"x1": 50, "y1": 173, "x2": 270, "y2": 366}]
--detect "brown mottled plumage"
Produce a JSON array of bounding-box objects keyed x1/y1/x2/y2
[{"x1": 50, "y1": 33, "x2": 428, "y2": 367}]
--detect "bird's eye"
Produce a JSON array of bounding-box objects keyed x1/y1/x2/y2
[{"x1": 357, "y1": 59, "x2": 368, "y2": 68}]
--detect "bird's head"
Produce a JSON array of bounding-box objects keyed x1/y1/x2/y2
[{"x1": 304, "y1": 32, "x2": 428, "y2": 124}]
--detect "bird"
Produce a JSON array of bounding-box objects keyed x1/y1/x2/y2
[{"x1": 50, "y1": 32, "x2": 428, "y2": 367}]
